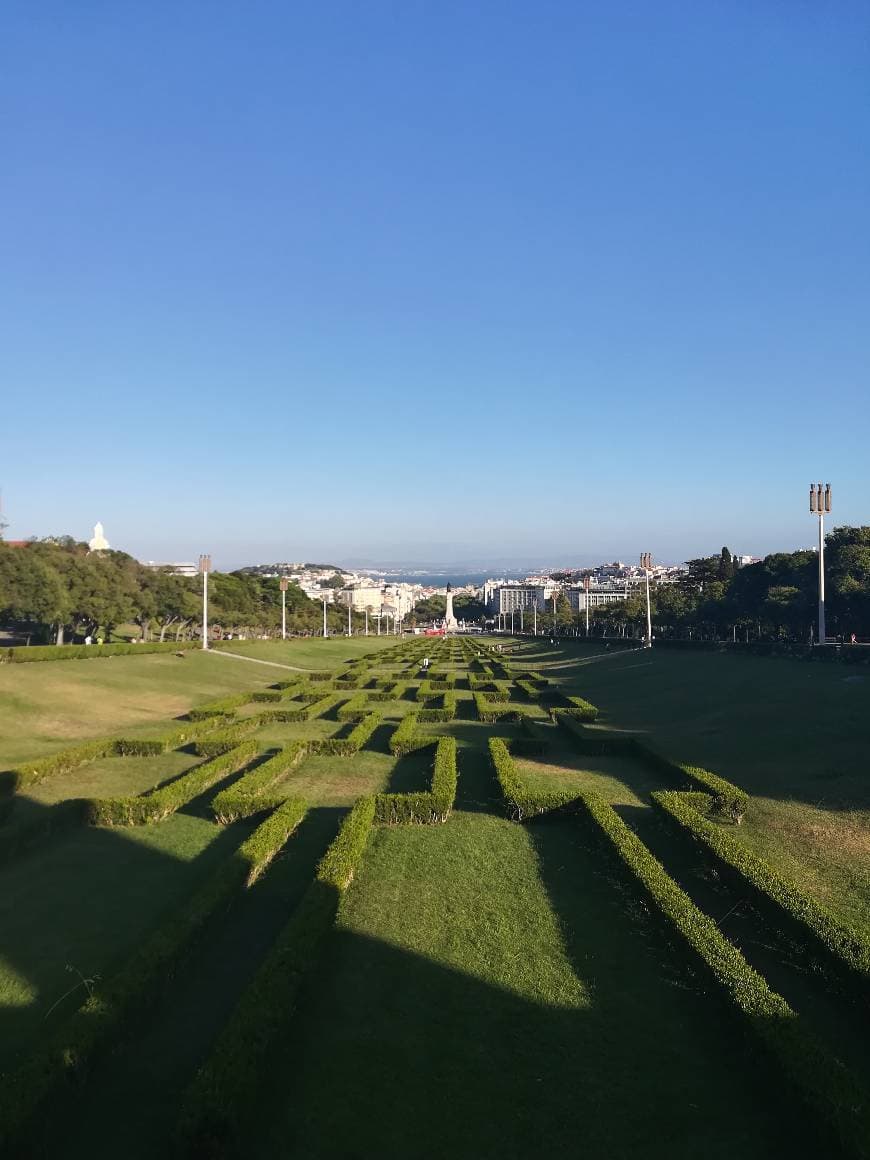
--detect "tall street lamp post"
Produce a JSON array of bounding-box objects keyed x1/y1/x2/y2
[
  {"x1": 584, "y1": 576, "x2": 590, "y2": 637},
  {"x1": 347, "y1": 599, "x2": 352, "y2": 637},
  {"x1": 640, "y1": 553, "x2": 653, "y2": 648},
  {"x1": 279, "y1": 577, "x2": 288, "y2": 640},
  {"x1": 322, "y1": 596, "x2": 328, "y2": 639},
  {"x1": 198, "y1": 554, "x2": 211, "y2": 650},
  {"x1": 810, "y1": 483, "x2": 832, "y2": 645},
  {"x1": 533, "y1": 604, "x2": 537, "y2": 636}
]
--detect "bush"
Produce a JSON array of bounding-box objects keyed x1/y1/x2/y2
[
  {"x1": 1, "y1": 640, "x2": 202, "y2": 664},
  {"x1": 565, "y1": 695, "x2": 598, "y2": 721},
  {"x1": 250, "y1": 691, "x2": 282, "y2": 703},
  {"x1": 375, "y1": 737, "x2": 457, "y2": 824},
  {"x1": 474, "y1": 694, "x2": 525, "y2": 723},
  {"x1": 187, "y1": 693, "x2": 252, "y2": 721},
  {"x1": 418, "y1": 691, "x2": 457, "y2": 723},
  {"x1": 0, "y1": 794, "x2": 308, "y2": 1153},
  {"x1": 193, "y1": 719, "x2": 262, "y2": 757},
  {"x1": 211, "y1": 743, "x2": 308, "y2": 823},
  {"x1": 514, "y1": 679, "x2": 541, "y2": 700},
  {"x1": 652, "y1": 789, "x2": 870, "y2": 993},
  {"x1": 308, "y1": 712, "x2": 382, "y2": 757},
  {"x1": 577, "y1": 790, "x2": 870, "y2": 1158},
  {"x1": 85, "y1": 741, "x2": 259, "y2": 825},
  {"x1": 302, "y1": 693, "x2": 342, "y2": 720},
  {"x1": 336, "y1": 694, "x2": 370, "y2": 722},
  {"x1": 488, "y1": 737, "x2": 578, "y2": 820},
  {"x1": 389, "y1": 713, "x2": 437, "y2": 757}
]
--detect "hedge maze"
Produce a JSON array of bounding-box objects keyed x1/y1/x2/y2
[{"x1": 2, "y1": 635, "x2": 869, "y2": 1157}]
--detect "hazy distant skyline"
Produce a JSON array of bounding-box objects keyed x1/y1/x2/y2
[{"x1": 3, "y1": 3, "x2": 868, "y2": 568}]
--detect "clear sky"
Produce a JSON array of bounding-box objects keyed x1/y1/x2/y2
[{"x1": 2, "y1": 2, "x2": 868, "y2": 569}]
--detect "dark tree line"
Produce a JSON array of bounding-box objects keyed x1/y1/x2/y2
[{"x1": 0, "y1": 538, "x2": 368, "y2": 643}]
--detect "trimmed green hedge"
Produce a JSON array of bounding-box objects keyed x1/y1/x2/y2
[
  {"x1": 553, "y1": 713, "x2": 748, "y2": 820},
  {"x1": 375, "y1": 737, "x2": 457, "y2": 824},
  {"x1": 85, "y1": 742, "x2": 259, "y2": 825},
  {"x1": 389, "y1": 713, "x2": 437, "y2": 757},
  {"x1": 565, "y1": 695, "x2": 598, "y2": 721},
  {"x1": 0, "y1": 640, "x2": 202, "y2": 664},
  {"x1": 474, "y1": 693, "x2": 525, "y2": 723},
  {"x1": 577, "y1": 790, "x2": 870, "y2": 1158},
  {"x1": 489, "y1": 737, "x2": 578, "y2": 820},
  {"x1": 336, "y1": 693, "x2": 371, "y2": 722},
  {"x1": 417, "y1": 691, "x2": 457, "y2": 723},
  {"x1": 250, "y1": 690, "x2": 281, "y2": 703},
  {"x1": 193, "y1": 719, "x2": 262, "y2": 757},
  {"x1": 653, "y1": 789, "x2": 870, "y2": 994},
  {"x1": 212, "y1": 743, "x2": 308, "y2": 823},
  {"x1": 187, "y1": 693, "x2": 252, "y2": 721},
  {"x1": 308, "y1": 712, "x2": 382, "y2": 757},
  {"x1": 0, "y1": 795, "x2": 308, "y2": 1153},
  {"x1": 180, "y1": 796, "x2": 375, "y2": 1156}
]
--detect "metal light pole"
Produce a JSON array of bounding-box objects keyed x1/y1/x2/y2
[
  {"x1": 520, "y1": 606, "x2": 524, "y2": 634},
  {"x1": 533, "y1": 604, "x2": 537, "y2": 636},
  {"x1": 198, "y1": 555, "x2": 211, "y2": 650},
  {"x1": 810, "y1": 483, "x2": 832, "y2": 645},
  {"x1": 584, "y1": 576, "x2": 590, "y2": 637},
  {"x1": 279, "y1": 577, "x2": 288, "y2": 640},
  {"x1": 640, "y1": 553, "x2": 653, "y2": 648},
  {"x1": 347, "y1": 598, "x2": 352, "y2": 637},
  {"x1": 365, "y1": 608, "x2": 369, "y2": 636},
  {"x1": 552, "y1": 595, "x2": 557, "y2": 638},
  {"x1": 322, "y1": 596, "x2": 328, "y2": 638},
  {"x1": 511, "y1": 609, "x2": 515, "y2": 634}
]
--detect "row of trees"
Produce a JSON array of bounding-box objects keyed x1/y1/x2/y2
[
  {"x1": 557, "y1": 531, "x2": 870, "y2": 641},
  {"x1": 0, "y1": 539, "x2": 372, "y2": 643}
]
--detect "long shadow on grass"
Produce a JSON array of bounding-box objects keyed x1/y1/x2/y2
[
  {"x1": 0, "y1": 798, "x2": 246, "y2": 1066},
  {"x1": 245, "y1": 833, "x2": 831, "y2": 1160},
  {"x1": 28, "y1": 806, "x2": 347, "y2": 1160}
]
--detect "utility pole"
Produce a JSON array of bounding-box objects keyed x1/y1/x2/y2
[
  {"x1": 533, "y1": 604, "x2": 537, "y2": 636},
  {"x1": 198, "y1": 555, "x2": 211, "y2": 650},
  {"x1": 640, "y1": 553, "x2": 653, "y2": 648},
  {"x1": 520, "y1": 606, "x2": 524, "y2": 634},
  {"x1": 810, "y1": 483, "x2": 832, "y2": 644},
  {"x1": 280, "y1": 577, "x2": 288, "y2": 640},
  {"x1": 365, "y1": 608, "x2": 369, "y2": 636},
  {"x1": 322, "y1": 596, "x2": 328, "y2": 638},
  {"x1": 584, "y1": 576, "x2": 590, "y2": 637},
  {"x1": 347, "y1": 598, "x2": 352, "y2": 637}
]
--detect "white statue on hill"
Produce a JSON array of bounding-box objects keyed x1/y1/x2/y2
[{"x1": 88, "y1": 522, "x2": 110, "y2": 552}]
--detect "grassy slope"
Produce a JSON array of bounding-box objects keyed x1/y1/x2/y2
[
  {"x1": 249, "y1": 808, "x2": 811, "y2": 1160},
  {"x1": 514, "y1": 640, "x2": 870, "y2": 934}
]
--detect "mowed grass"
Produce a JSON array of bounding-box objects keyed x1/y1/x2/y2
[
  {"x1": 209, "y1": 636, "x2": 402, "y2": 667},
  {"x1": 247, "y1": 810, "x2": 813, "y2": 1160},
  {"x1": 512, "y1": 640, "x2": 870, "y2": 935}
]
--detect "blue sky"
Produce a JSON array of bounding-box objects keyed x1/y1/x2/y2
[{"x1": 2, "y1": 1, "x2": 868, "y2": 568}]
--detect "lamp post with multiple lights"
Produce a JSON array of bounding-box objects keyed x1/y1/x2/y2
[
  {"x1": 810, "y1": 483, "x2": 832, "y2": 645},
  {"x1": 640, "y1": 553, "x2": 653, "y2": 648},
  {"x1": 198, "y1": 555, "x2": 211, "y2": 650}
]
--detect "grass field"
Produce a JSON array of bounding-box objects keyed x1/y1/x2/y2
[{"x1": 1, "y1": 635, "x2": 866, "y2": 1157}]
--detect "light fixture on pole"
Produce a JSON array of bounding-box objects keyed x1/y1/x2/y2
[
  {"x1": 584, "y1": 576, "x2": 590, "y2": 638},
  {"x1": 365, "y1": 608, "x2": 369, "y2": 636},
  {"x1": 810, "y1": 483, "x2": 832, "y2": 645},
  {"x1": 198, "y1": 555, "x2": 211, "y2": 650},
  {"x1": 279, "y1": 577, "x2": 288, "y2": 640},
  {"x1": 347, "y1": 597, "x2": 352, "y2": 637},
  {"x1": 640, "y1": 553, "x2": 653, "y2": 648},
  {"x1": 552, "y1": 594, "x2": 557, "y2": 637},
  {"x1": 322, "y1": 596, "x2": 328, "y2": 639},
  {"x1": 520, "y1": 606, "x2": 524, "y2": 634},
  {"x1": 533, "y1": 604, "x2": 537, "y2": 637}
]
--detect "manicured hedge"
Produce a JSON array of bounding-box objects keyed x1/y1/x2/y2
[
  {"x1": 418, "y1": 691, "x2": 457, "y2": 723},
  {"x1": 553, "y1": 713, "x2": 748, "y2": 819},
  {"x1": 0, "y1": 640, "x2": 202, "y2": 664},
  {"x1": 308, "y1": 712, "x2": 383, "y2": 756},
  {"x1": 514, "y1": 679, "x2": 541, "y2": 700},
  {"x1": 489, "y1": 737, "x2": 578, "y2": 820},
  {"x1": 336, "y1": 693, "x2": 371, "y2": 722},
  {"x1": 474, "y1": 694, "x2": 524, "y2": 723},
  {"x1": 303, "y1": 693, "x2": 342, "y2": 720},
  {"x1": 250, "y1": 690, "x2": 282, "y2": 703},
  {"x1": 211, "y1": 742, "x2": 308, "y2": 823},
  {"x1": 85, "y1": 742, "x2": 259, "y2": 826},
  {"x1": 375, "y1": 737, "x2": 457, "y2": 824},
  {"x1": 180, "y1": 796, "x2": 375, "y2": 1156},
  {"x1": 187, "y1": 693, "x2": 252, "y2": 721},
  {"x1": 0, "y1": 795, "x2": 308, "y2": 1153},
  {"x1": 389, "y1": 713, "x2": 437, "y2": 757},
  {"x1": 577, "y1": 790, "x2": 870, "y2": 1158},
  {"x1": 565, "y1": 695, "x2": 598, "y2": 721},
  {"x1": 652, "y1": 789, "x2": 870, "y2": 994},
  {"x1": 193, "y1": 719, "x2": 262, "y2": 757}
]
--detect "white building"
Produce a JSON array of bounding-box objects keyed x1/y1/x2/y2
[
  {"x1": 141, "y1": 561, "x2": 199, "y2": 577},
  {"x1": 566, "y1": 587, "x2": 629, "y2": 611},
  {"x1": 340, "y1": 584, "x2": 385, "y2": 613}
]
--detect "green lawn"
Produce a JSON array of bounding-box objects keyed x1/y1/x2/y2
[
  {"x1": 510, "y1": 640, "x2": 870, "y2": 935},
  {"x1": 2, "y1": 635, "x2": 864, "y2": 1157}
]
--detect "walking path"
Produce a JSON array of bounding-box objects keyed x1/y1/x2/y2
[{"x1": 206, "y1": 649, "x2": 308, "y2": 673}]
